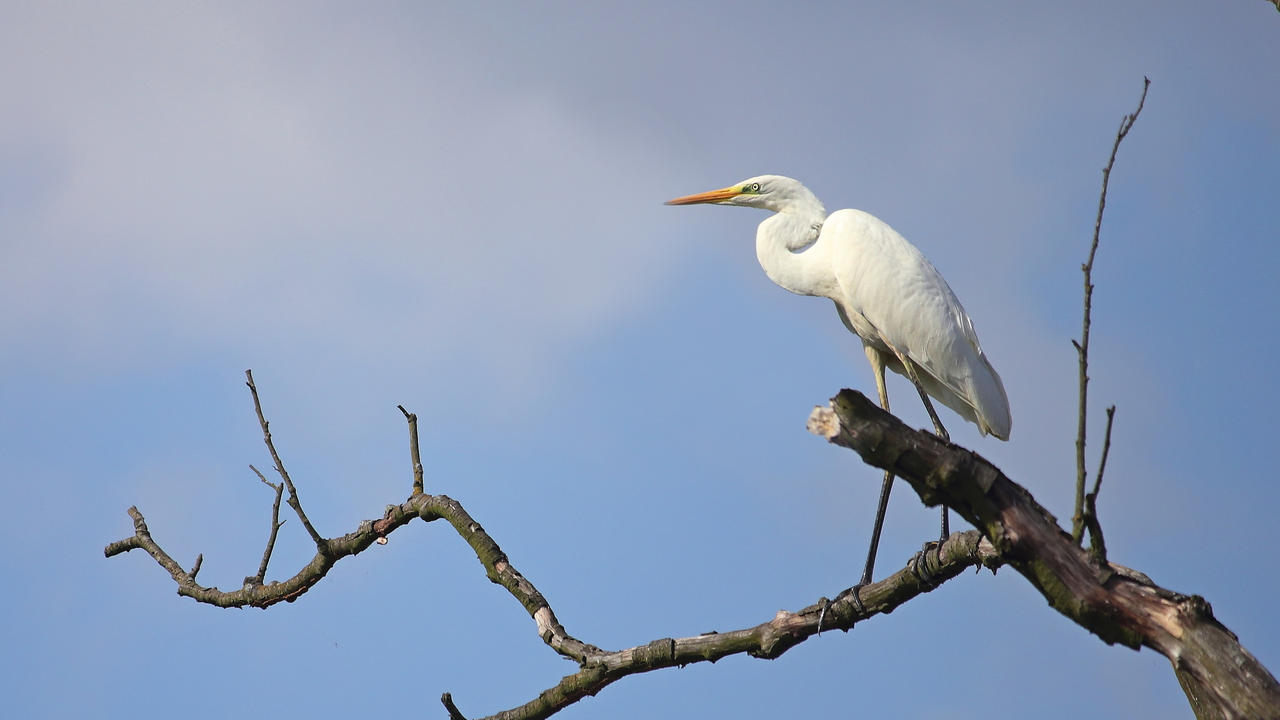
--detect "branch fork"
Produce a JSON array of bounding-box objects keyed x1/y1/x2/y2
[
  {"x1": 809, "y1": 389, "x2": 1280, "y2": 718},
  {"x1": 107, "y1": 372, "x2": 1003, "y2": 720},
  {"x1": 1072, "y1": 77, "x2": 1149, "y2": 553}
]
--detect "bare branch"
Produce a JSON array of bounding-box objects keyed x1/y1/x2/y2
[
  {"x1": 249, "y1": 464, "x2": 286, "y2": 585},
  {"x1": 398, "y1": 404, "x2": 425, "y2": 496},
  {"x1": 453, "y1": 530, "x2": 1000, "y2": 720},
  {"x1": 1084, "y1": 406, "x2": 1117, "y2": 564},
  {"x1": 1074, "y1": 77, "x2": 1150, "y2": 544},
  {"x1": 1092, "y1": 405, "x2": 1117, "y2": 500},
  {"x1": 110, "y1": 362, "x2": 1278, "y2": 718},
  {"x1": 105, "y1": 489, "x2": 604, "y2": 670},
  {"x1": 105, "y1": 506, "x2": 202, "y2": 591},
  {"x1": 107, "y1": 489, "x2": 999, "y2": 718},
  {"x1": 811, "y1": 389, "x2": 1280, "y2": 719},
  {"x1": 106, "y1": 370, "x2": 1005, "y2": 718},
  {"x1": 441, "y1": 693, "x2": 468, "y2": 720},
  {"x1": 244, "y1": 369, "x2": 325, "y2": 548}
]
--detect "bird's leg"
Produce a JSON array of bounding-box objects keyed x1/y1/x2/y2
[
  {"x1": 850, "y1": 347, "x2": 895, "y2": 615},
  {"x1": 913, "y1": 384, "x2": 950, "y2": 443},
  {"x1": 892, "y1": 349, "x2": 952, "y2": 559},
  {"x1": 861, "y1": 467, "x2": 893, "y2": 587},
  {"x1": 913, "y1": 386, "x2": 951, "y2": 554},
  {"x1": 889, "y1": 350, "x2": 950, "y2": 443}
]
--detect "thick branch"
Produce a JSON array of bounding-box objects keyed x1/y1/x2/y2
[{"x1": 810, "y1": 389, "x2": 1280, "y2": 720}]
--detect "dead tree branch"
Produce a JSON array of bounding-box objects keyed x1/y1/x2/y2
[
  {"x1": 248, "y1": 464, "x2": 285, "y2": 585},
  {"x1": 448, "y1": 530, "x2": 999, "y2": 720},
  {"x1": 1083, "y1": 405, "x2": 1116, "y2": 565},
  {"x1": 245, "y1": 369, "x2": 325, "y2": 547},
  {"x1": 106, "y1": 374, "x2": 1003, "y2": 720},
  {"x1": 107, "y1": 496, "x2": 998, "y2": 719},
  {"x1": 809, "y1": 389, "x2": 1280, "y2": 720},
  {"x1": 398, "y1": 404, "x2": 426, "y2": 496},
  {"x1": 1073, "y1": 76, "x2": 1149, "y2": 545}
]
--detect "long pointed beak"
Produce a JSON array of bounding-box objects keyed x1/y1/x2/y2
[{"x1": 664, "y1": 185, "x2": 742, "y2": 205}]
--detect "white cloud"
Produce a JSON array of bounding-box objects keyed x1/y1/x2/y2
[{"x1": 0, "y1": 5, "x2": 701, "y2": 398}]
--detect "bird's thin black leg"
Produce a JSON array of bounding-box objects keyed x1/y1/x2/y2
[
  {"x1": 860, "y1": 470, "x2": 894, "y2": 587},
  {"x1": 847, "y1": 346, "x2": 897, "y2": 616},
  {"x1": 909, "y1": 376, "x2": 952, "y2": 560},
  {"x1": 910, "y1": 381, "x2": 951, "y2": 443}
]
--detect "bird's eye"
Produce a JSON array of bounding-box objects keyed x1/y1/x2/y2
[{"x1": 747, "y1": 182, "x2": 761, "y2": 193}]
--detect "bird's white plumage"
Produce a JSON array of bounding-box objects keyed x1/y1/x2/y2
[
  {"x1": 823, "y1": 208, "x2": 1010, "y2": 438},
  {"x1": 667, "y1": 174, "x2": 1010, "y2": 440}
]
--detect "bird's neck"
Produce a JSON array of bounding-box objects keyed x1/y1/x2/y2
[{"x1": 755, "y1": 200, "x2": 833, "y2": 298}]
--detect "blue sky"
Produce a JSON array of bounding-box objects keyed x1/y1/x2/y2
[{"x1": 3, "y1": 2, "x2": 1278, "y2": 718}]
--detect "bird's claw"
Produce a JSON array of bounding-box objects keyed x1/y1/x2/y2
[
  {"x1": 909, "y1": 542, "x2": 942, "y2": 589},
  {"x1": 837, "y1": 583, "x2": 868, "y2": 617}
]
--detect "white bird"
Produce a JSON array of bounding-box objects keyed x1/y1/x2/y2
[{"x1": 666, "y1": 174, "x2": 1010, "y2": 590}]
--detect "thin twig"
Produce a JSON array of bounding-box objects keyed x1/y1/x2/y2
[
  {"x1": 105, "y1": 507, "x2": 197, "y2": 588},
  {"x1": 1092, "y1": 405, "x2": 1117, "y2": 501},
  {"x1": 1073, "y1": 77, "x2": 1149, "y2": 544},
  {"x1": 245, "y1": 369, "x2": 325, "y2": 548},
  {"x1": 249, "y1": 464, "x2": 286, "y2": 585},
  {"x1": 189, "y1": 553, "x2": 203, "y2": 580},
  {"x1": 1084, "y1": 406, "x2": 1116, "y2": 564},
  {"x1": 398, "y1": 405, "x2": 425, "y2": 496}
]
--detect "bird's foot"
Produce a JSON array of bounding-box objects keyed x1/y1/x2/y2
[
  {"x1": 834, "y1": 583, "x2": 868, "y2": 618},
  {"x1": 816, "y1": 596, "x2": 831, "y2": 634},
  {"x1": 909, "y1": 542, "x2": 943, "y2": 589}
]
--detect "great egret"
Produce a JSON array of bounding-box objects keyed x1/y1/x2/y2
[{"x1": 666, "y1": 175, "x2": 1010, "y2": 590}]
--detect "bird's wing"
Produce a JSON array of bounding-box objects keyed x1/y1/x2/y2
[{"x1": 826, "y1": 209, "x2": 1011, "y2": 439}]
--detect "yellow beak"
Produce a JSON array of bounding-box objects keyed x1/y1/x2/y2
[{"x1": 664, "y1": 185, "x2": 743, "y2": 205}]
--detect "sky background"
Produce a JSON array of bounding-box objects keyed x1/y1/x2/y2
[{"x1": 2, "y1": 2, "x2": 1278, "y2": 718}]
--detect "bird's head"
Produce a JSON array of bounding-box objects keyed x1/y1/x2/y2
[{"x1": 665, "y1": 175, "x2": 817, "y2": 214}]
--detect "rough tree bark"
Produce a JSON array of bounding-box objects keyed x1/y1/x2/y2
[{"x1": 808, "y1": 391, "x2": 1280, "y2": 720}]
